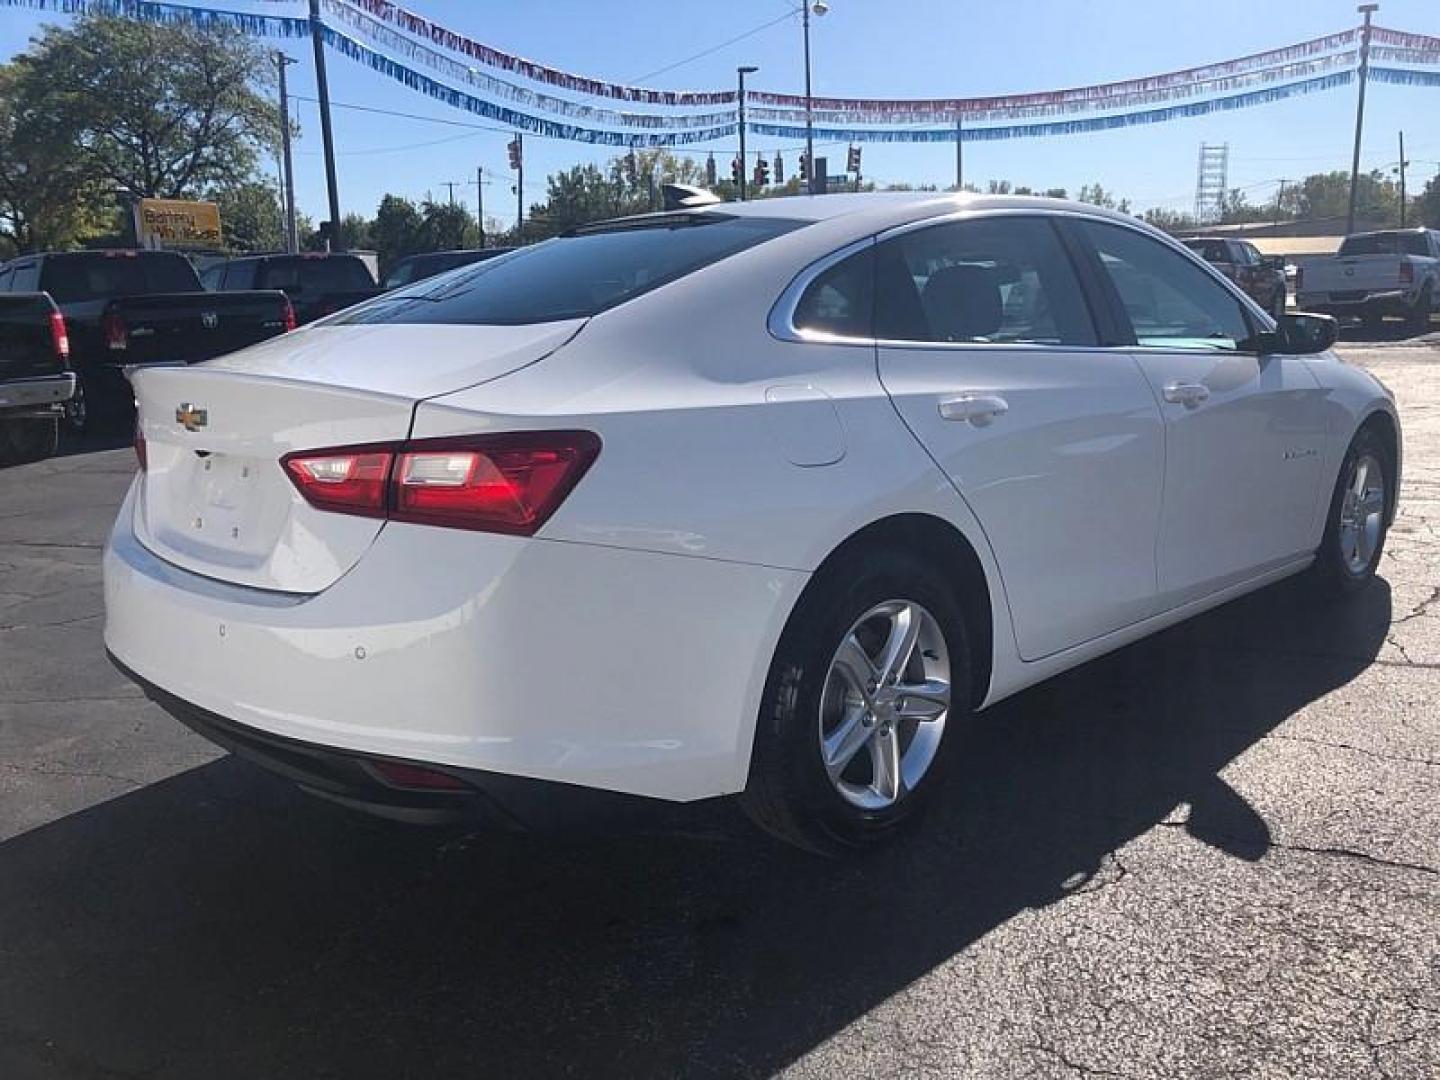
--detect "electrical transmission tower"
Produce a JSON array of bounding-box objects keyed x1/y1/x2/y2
[{"x1": 1194, "y1": 143, "x2": 1229, "y2": 224}]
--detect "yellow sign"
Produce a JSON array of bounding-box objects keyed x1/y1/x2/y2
[{"x1": 133, "y1": 198, "x2": 223, "y2": 250}]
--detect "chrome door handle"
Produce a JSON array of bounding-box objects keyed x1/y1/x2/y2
[
  {"x1": 1162, "y1": 382, "x2": 1211, "y2": 408},
  {"x1": 938, "y1": 393, "x2": 1009, "y2": 425}
]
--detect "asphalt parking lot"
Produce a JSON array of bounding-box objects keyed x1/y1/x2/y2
[{"x1": 1, "y1": 333, "x2": 1437, "y2": 1080}]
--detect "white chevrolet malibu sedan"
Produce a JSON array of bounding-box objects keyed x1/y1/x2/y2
[{"x1": 104, "y1": 193, "x2": 1400, "y2": 853}]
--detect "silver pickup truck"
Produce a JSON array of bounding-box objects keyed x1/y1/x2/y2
[{"x1": 1297, "y1": 228, "x2": 1439, "y2": 332}]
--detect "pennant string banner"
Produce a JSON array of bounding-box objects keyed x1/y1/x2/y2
[
  {"x1": 322, "y1": 0, "x2": 737, "y2": 129},
  {"x1": 750, "y1": 71, "x2": 1356, "y2": 144},
  {"x1": 322, "y1": 25, "x2": 738, "y2": 145},
  {"x1": 342, "y1": 0, "x2": 735, "y2": 105},
  {"x1": 0, "y1": 0, "x2": 310, "y2": 36},
  {"x1": 1369, "y1": 66, "x2": 1440, "y2": 88}
]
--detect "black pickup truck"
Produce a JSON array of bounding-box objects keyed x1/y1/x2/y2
[
  {"x1": 202, "y1": 252, "x2": 381, "y2": 325},
  {"x1": 0, "y1": 250, "x2": 293, "y2": 431},
  {"x1": 0, "y1": 292, "x2": 74, "y2": 464}
]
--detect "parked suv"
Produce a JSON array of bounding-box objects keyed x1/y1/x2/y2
[{"x1": 1182, "y1": 237, "x2": 1288, "y2": 317}]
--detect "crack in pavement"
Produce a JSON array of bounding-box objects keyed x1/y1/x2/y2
[
  {"x1": 1390, "y1": 584, "x2": 1440, "y2": 627},
  {"x1": 0, "y1": 761, "x2": 148, "y2": 790},
  {"x1": 1022, "y1": 1042, "x2": 1142, "y2": 1080},
  {"x1": 0, "y1": 540, "x2": 104, "y2": 551},
  {"x1": 1266, "y1": 731, "x2": 1440, "y2": 768},
  {"x1": 1155, "y1": 821, "x2": 1438, "y2": 877}
]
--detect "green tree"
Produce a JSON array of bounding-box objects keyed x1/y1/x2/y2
[
  {"x1": 1283, "y1": 169, "x2": 1400, "y2": 224},
  {"x1": 1077, "y1": 183, "x2": 1131, "y2": 213},
  {"x1": 371, "y1": 194, "x2": 424, "y2": 271},
  {"x1": 0, "y1": 63, "x2": 106, "y2": 252},
  {"x1": 1142, "y1": 207, "x2": 1200, "y2": 233},
  {"x1": 1419, "y1": 173, "x2": 1440, "y2": 229},
  {"x1": 15, "y1": 14, "x2": 278, "y2": 199},
  {"x1": 416, "y1": 201, "x2": 474, "y2": 251},
  {"x1": 210, "y1": 181, "x2": 285, "y2": 252}
]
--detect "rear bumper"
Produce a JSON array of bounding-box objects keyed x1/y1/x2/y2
[
  {"x1": 103, "y1": 480, "x2": 805, "y2": 802},
  {"x1": 0, "y1": 372, "x2": 75, "y2": 415}
]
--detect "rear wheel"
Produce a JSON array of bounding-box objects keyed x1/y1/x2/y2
[
  {"x1": 0, "y1": 418, "x2": 60, "y2": 466},
  {"x1": 739, "y1": 550, "x2": 970, "y2": 855},
  {"x1": 64, "y1": 376, "x2": 89, "y2": 435},
  {"x1": 1313, "y1": 426, "x2": 1391, "y2": 593}
]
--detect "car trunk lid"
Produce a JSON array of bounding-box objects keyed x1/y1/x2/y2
[{"x1": 130, "y1": 321, "x2": 582, "y2": 593}]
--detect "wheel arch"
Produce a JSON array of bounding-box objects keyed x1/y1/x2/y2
[
  {"x1": 1356, "y1": 407, "x2": 1401, "y2": 524},
  {"x1": 785, "y1": 512, "x2": 995, "y2": 709}
]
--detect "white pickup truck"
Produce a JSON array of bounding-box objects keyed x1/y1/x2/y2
[{"x1": 1297, "y1": 228, "x2": 1439, "y2": 332}]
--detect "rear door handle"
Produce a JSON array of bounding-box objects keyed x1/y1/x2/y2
[
  {"x1": 938, "y1": 393, "x2": 1009, "y2": 425},
  {"x1": 1162, "y1": 382, "x2": 1210, "y2": 408}
]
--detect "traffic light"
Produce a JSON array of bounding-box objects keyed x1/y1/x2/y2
[
  {"x1": 773, "y1": 152, "x2": 784, "y2": 185},
  {"x1": 705, "y1": 152, "x2": 717, "y2": 187},
  {"x1": 847, "y1": 144, "x2": 862, "y2": 174},
  {"x1": 753, "y1": 153, "x2": 770, "y2": 188},
  {"x1": 507, "y1": 137, "x2": 522, "y2": 170},
  {"x1": 731, "y1": 156, "x2": 743, "y2": 185},
  {"x1": 799, "y1": 152, "x2": 809, "y2": 182}
]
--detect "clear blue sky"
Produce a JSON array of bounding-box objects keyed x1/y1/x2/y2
[{"x1": 3, "y1": 0, "x2": 1437, "y2": 228}]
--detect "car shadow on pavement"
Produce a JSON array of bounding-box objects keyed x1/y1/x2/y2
[{"x1": 0, "y1": 575, "x2": 1392, "y2": 1079}]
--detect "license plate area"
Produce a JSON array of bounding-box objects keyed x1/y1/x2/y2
[{"x1": 177, "y1": 452, "x2": 265, "y2": 554}]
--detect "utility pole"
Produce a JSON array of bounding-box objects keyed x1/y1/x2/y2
[
  {"x1": 1274, "y1": 178, "x2": 1288, "y2": 227},
  {"x1": 737, "y1": 65, "x2": 757, "y2": 201},
  {"x1": 1398, "y1": 131, "x2": 1408, "y2": 228},
  {"x1": 801, "y1": 3, "x2": 819, "y2": 194},
  {"x1": 441, "y1": 181, "x2": 461, "y2": 206},
  {"x1": 955, "y1": 113, "x2": 964, "y2": 191},
  {"x1": 274, "y1": 52, "x2": 299, "y2": 254},
  {"x1": 307, "y1": 0, "x2": 342, "y2": 249},
  {"x1": 515, "y1": 133, "x2": 524, "y2": 239},
  {"x1": 471, "y1": 166, "x2": 485, "y2": 247},
  {"x1": 1347, "y1": 3, "x2": 1379, "y2": 237}
]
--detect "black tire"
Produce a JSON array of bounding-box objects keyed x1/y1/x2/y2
[
  {"x1": 64, "y1": 375, "x2": 89, "y2": 436},
  {"x1": 1408, "y1": 287, "x2": 1432, "y2": 335},
  {"x1": 0, "y1": 418, "x2": 60, "y2": 466},
  {"x1": 1313, "y1": 425, "x2": 1392, "y2": 594},
  {"x1": 739, "y1": 548, "x2": 972, "y2": 855}
]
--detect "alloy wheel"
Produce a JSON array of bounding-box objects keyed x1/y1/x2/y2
[
  {"x1": 818, "y1": 599, "x2": 950, "y2": 811},
  {"x1": 1338, "y1": 451, "x2": 1386, "y2": 576}
]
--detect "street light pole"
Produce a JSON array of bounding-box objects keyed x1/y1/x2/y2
[
  {"x1": 955, "y1": 113, "x2": 963, "y2": 191},
  {"x1": 1398, "y1": 131, "x2": 1408, "y2": 228},
  {"x1": 274, "y1": 52, "x2": 299, "y2": 254},
  {"x1": 737, "y1": 66, "x2": 757, "y2": 201},
  {"x1": 1346, "y1": 2, "x2": 1379, "y2": 236},
  {"x1": 802, "y1": 2, "x2": 828, "y2": 194},
  {"x1": 307, "y1": 0, "x2": 342, "y2": 248}
]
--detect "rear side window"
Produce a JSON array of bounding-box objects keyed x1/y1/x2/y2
[
  {"x1": 336, "y1": 214, "x2": 806, "y2": 326},
  {"x1": 874, "y1": 216, "x2": 1097, "y2": 345},
  {"x1": 1080, "y1": 221, "x2": 1253, "y2": 351},
  {"x1": 258, "y1": 257, "x2": 376, "y2": 293},
  {"x1": 38, "y1": 254, "x2": 197, "y2": 302},
  {"x1": 794, "y1": 248, "x2": 873, "y2": 338},
  {"x1": 1183, "y1": 240, "x2": 1230, "y2": 263},
  {"x1": 10, "y1": 263, "x2": 40, "y2": 291}
]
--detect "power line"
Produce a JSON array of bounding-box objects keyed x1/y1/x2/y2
[{"x1": 628, "y1": 9, "x2": 798, "y2": 84}]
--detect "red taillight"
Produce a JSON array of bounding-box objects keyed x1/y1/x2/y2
[
  {"x1": 102, "y1": 309, "x2": 127, "y2": 351},
  {"x1": 369, "y1": 759, "x2": 468, "y2": 791},
  {"x1": 280, "y1": 432, "x2": 600, "y2": 536},
  {"x1": 281, "y1": 447, "x2": 393, "y2": 517},
  {"x1": 1400, "y1": 261, "x2": 1415, "y2": 285},
  {"x1": 282, "y1": 298, "x2": 297, "y2": 333},
  {"x1": 49, "y1": 310, "x2": 70, "y2": 365},
  {"x1": 134, "y1": 430, "x2": 147, "y2": 471}
]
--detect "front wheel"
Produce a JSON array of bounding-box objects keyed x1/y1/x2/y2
[
  {"x1": 739, "y1": 550, "x2": 971, "y2": 855},
  {"x1": 1313, "y1": 426, "x2": 1391, "y2": 593}
]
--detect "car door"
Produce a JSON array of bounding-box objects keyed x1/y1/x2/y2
[
  {"x1": 873, "y1": 213, "x2": 1166, "y2": 661},
  {"x1": 1070, "y1": 219, "x2": 1327, "y2": 609}
]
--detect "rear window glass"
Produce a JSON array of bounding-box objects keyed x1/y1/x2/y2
[
  {"x1": 337, "y1": 214, "x2": 806, "y2": 326},
  {"x1": 39, "y1": 254, "x2": 198, "y2": 302},
  {"x1": 1183, "y1": 240, "x2": 1230, "y2": 263},
  {"x1": 259, "y1": 257, "x2": 375, "y2": 292},
  {"x1": 1339, "y1": 232, "x2": 1429, "y2": 257}
]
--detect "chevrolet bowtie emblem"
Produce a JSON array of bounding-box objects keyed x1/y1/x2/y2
[{"x1": 175, "y1": 403, "x2": 208, "y2": 432}]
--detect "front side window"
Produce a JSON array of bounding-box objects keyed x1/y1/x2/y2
[
  {"x1": 337, "y1": 214, "x2": 806, "y2": 326},
  {"x1": 1183, "y1": 239, "x2": 1230, "y2": 264},
  {"x1": 1080, "y1": 221, "x2": 1253, "y2": 352},
  {"x1": 873, "y1": 216, "x2": 1097, "y2": 346}
]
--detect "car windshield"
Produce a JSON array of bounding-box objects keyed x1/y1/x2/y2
[
  {"x1": 39, "y1": 254, "x2": 198, "y2": 303},
  {"x1": 1339, "y1": 232, "x2": 1430, "y2": 257},
  {"x1": 335, "y1": 214, "x2": 807, "y2": 326}
]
